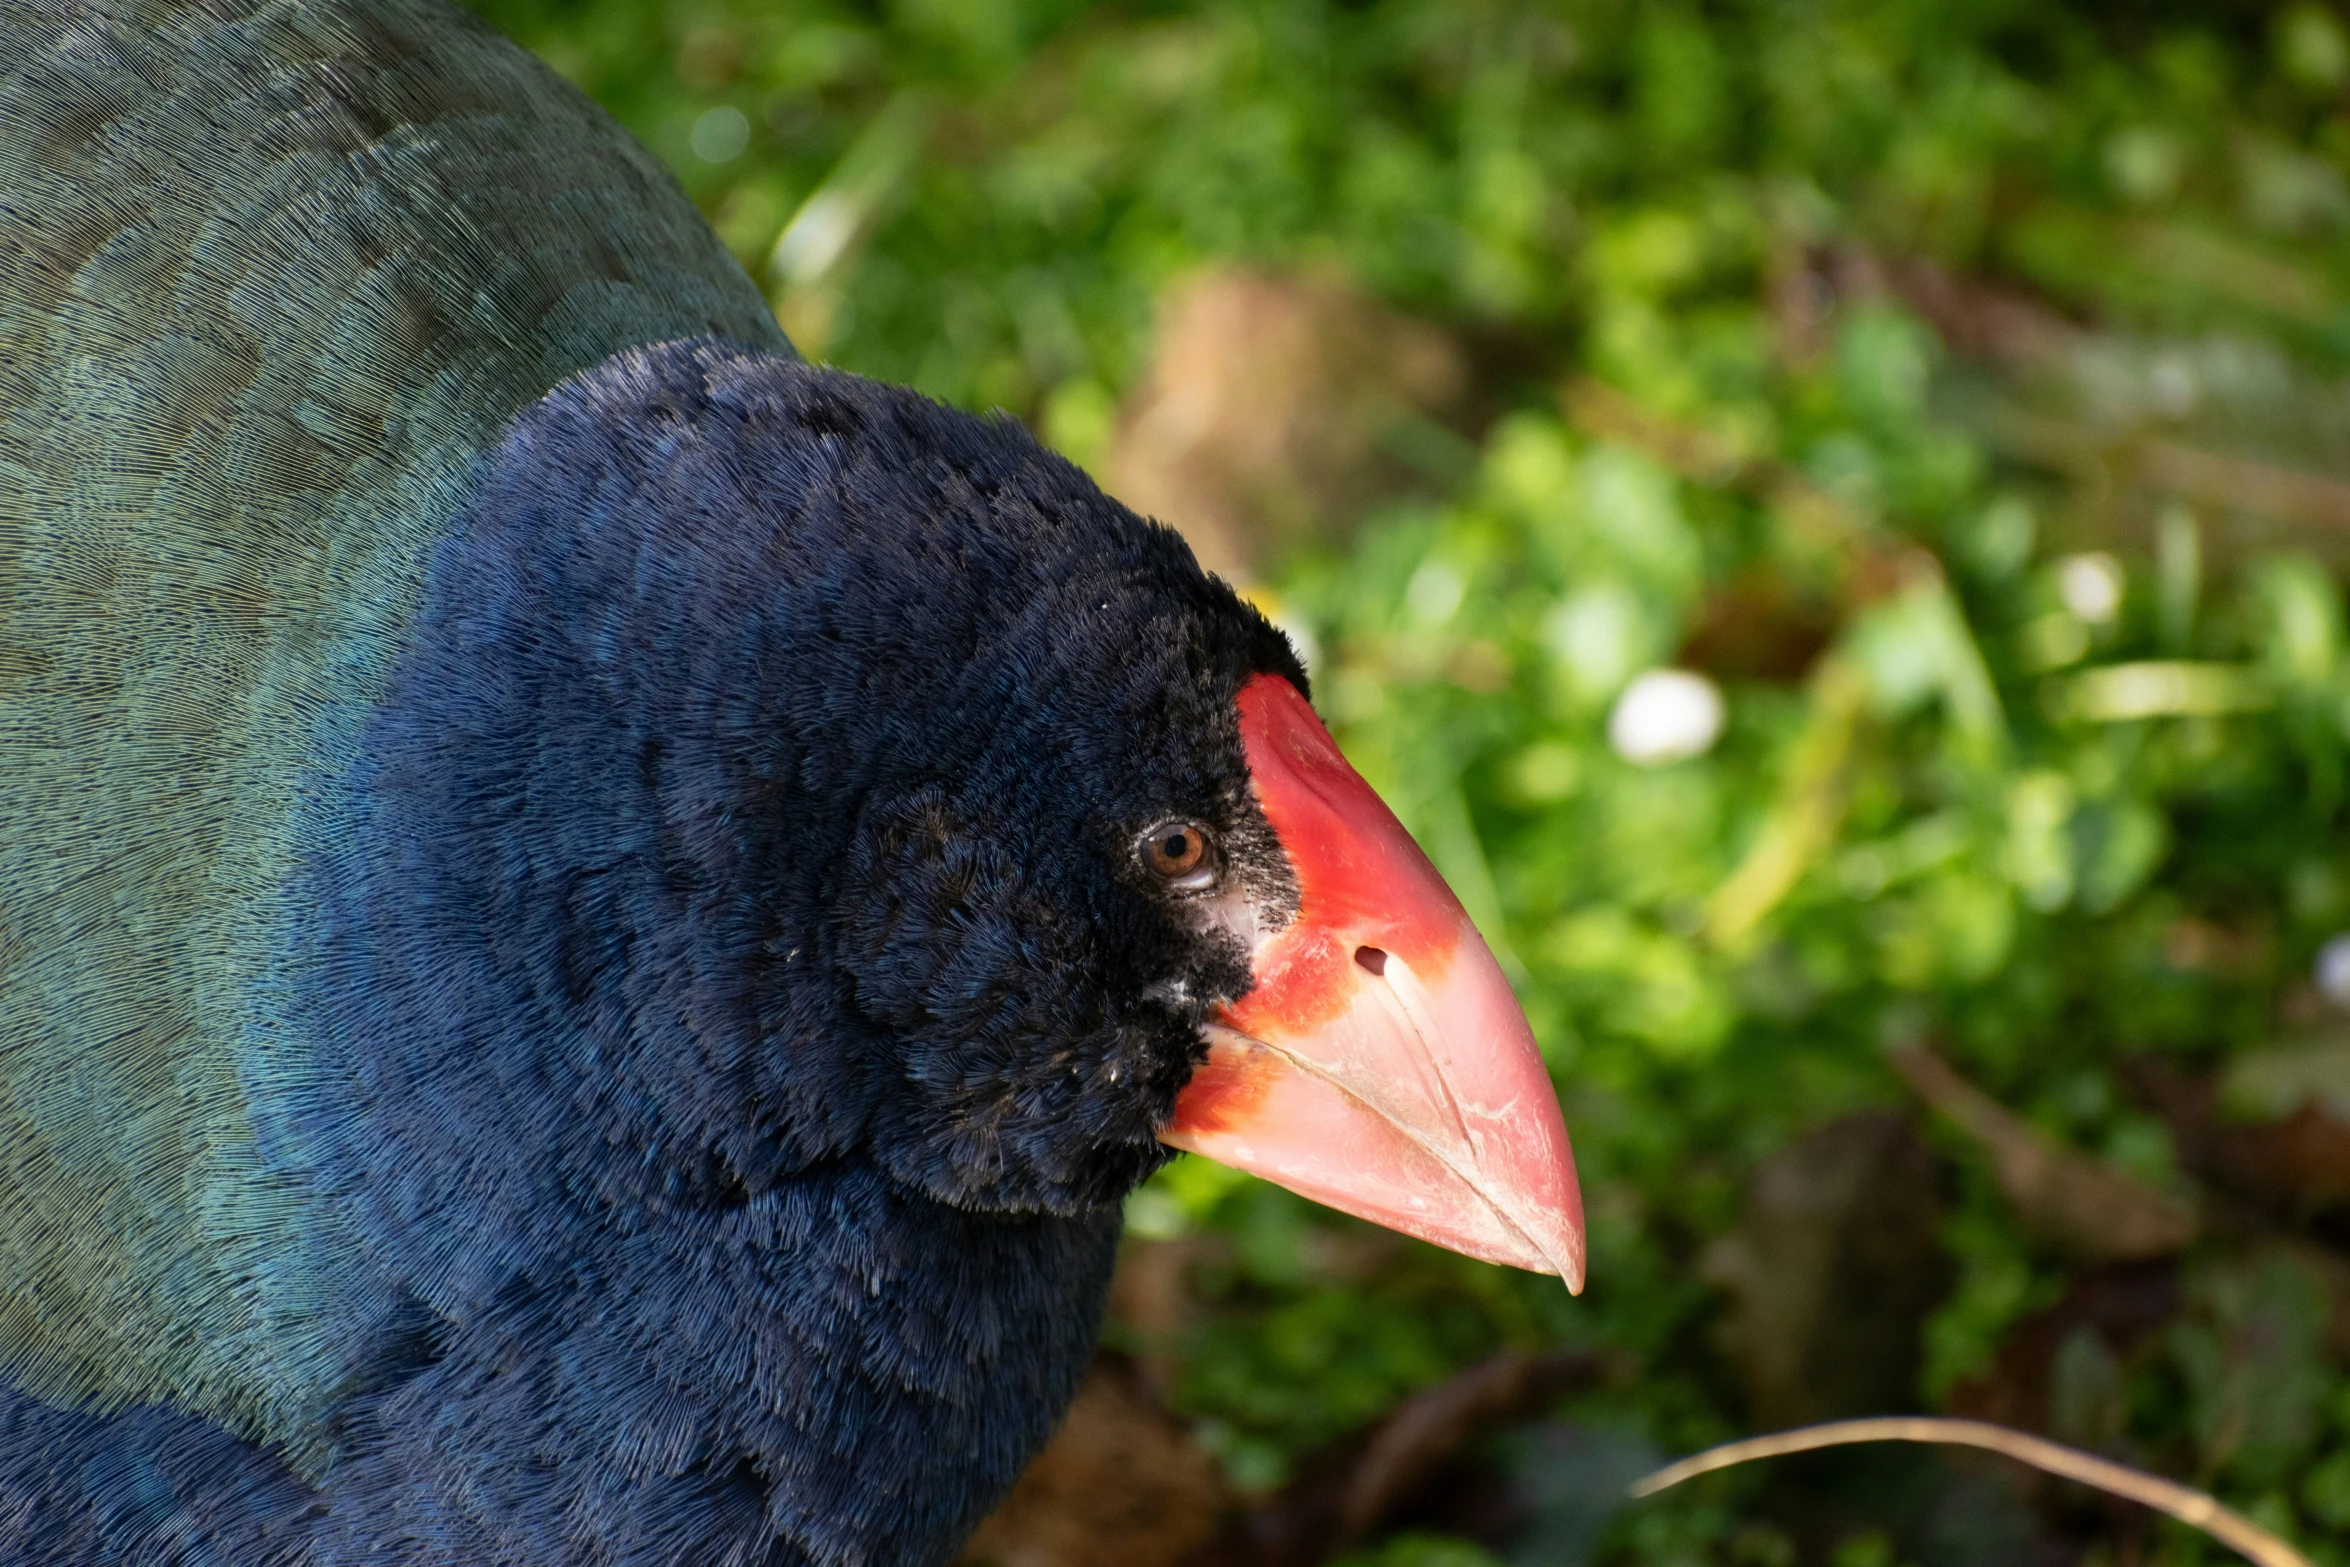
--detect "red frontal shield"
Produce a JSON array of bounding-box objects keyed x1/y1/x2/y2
[{"x1": 1161, "y1": 675, "x2": 1584, "y2": 1288}]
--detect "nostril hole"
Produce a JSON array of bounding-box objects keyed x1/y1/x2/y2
[{"x1": 1354, "y1": 945, "x2": 1388, "y2": 977}]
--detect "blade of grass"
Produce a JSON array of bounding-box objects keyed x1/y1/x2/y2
[{"x1": 1630, "y1": 1416, "x2": 2309, "y2": 1567}]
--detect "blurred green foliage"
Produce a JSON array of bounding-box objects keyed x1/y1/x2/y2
[{"x1": 471, "y1": 0, "x2": 2350, "y2": 1559}]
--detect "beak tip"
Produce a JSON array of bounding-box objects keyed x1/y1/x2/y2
[{"x1": 1528, "y1": 1193, "x2": 1586, "y2": 1293}]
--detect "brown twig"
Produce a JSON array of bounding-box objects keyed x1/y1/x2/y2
[
  {"x1": 1193, "y1": 1347, "x2": 1613, "y2": 1567},
  {"x1": 1332, "y1": 1349, "x2": 1591, "y2": 1541},
  {"x1": 1887, "y1": 1041, "x2": 2199, "y2": 1262},
  {"x1": 1631, "y1": 1416, "x2": 2310, "y2": 1567},
  {"x1": 1982, "y1": 405, "x2": 2350, "y2": 535}
]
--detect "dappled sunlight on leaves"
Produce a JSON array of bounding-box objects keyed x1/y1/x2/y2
[{"x1": 476, "y1": 0, "x2": 2350, "y2": 1557}]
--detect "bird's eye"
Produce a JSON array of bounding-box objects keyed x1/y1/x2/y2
[{"x1": 1139, "y1": 820, "x2": 1218, "y2": 889}]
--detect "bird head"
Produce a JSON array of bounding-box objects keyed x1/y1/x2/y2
[
  {"x1": 774, "y1": 370, "x2": 1584, "y2": 1288},
  {"x1": 359, "y1": 344, "x2": 1581, "y2": 1290}
]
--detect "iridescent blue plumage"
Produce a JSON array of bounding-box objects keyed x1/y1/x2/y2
[{"x1": 0, "y1": 0, "x2": 785, "y2": 1453}]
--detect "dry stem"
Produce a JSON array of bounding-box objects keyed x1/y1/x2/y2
[{"x1": 1632, "y1": 1416, "x2": 2308, "y2": 1567}]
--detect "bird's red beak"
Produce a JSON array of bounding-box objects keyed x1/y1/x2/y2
[{"x1": 1160, "y1": 674, "x2": 1585, "y2": 1289}]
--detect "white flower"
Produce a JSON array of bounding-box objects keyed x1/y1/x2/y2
[
  {"x1": 1608, "y1": 669, "x2": 1725, "y2": 766},
  {"x1": 2316, "y1": 933, "x2": 2350, "y2": 1007},
  {"x1": 2057, "y1": 552, "x2": 2125, "y2": 624}
]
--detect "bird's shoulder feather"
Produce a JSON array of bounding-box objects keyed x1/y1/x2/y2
[{"x1": 0, "y1": 0, "x2": 785, "y2": 1457}]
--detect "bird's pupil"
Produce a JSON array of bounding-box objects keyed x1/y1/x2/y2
[{"x1": 1142, "y1": 820, "x2": 1211, "y2": 880}]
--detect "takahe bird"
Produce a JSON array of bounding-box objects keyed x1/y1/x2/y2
[{"x1": 0, "y1": 1, "x2": 1584, "y2": 1563}]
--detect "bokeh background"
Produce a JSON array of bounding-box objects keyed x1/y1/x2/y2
[{"x1": 464, "y1": 1, "x2": 2350, "y2": 1561}]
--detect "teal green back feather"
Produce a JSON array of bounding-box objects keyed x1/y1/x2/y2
[{"x1": 0, "y1": 0, "x2": 787, "y2": 1461}]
